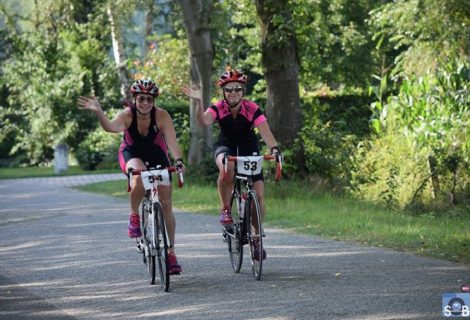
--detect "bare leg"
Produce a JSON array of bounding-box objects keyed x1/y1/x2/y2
[
  {"x1": 126, "y1": 158, "x2": 147, "y2": 214},
  {"x1": 215, "y1": 153, "x2": 234, "y2": 208}
]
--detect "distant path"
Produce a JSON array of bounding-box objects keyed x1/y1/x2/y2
[{"x1": 0, "y1": 174, "x2": 468, "y2": 319}]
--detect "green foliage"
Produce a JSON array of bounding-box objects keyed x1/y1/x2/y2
[
  {"x1": 130, "y1": 33, "x2": 190, "y2": 101},
  {"x1": 210, "y1": 0, "x2": 263, "y2": 92},
  {"x1": 350, "y1": 132, "x2": 433, "y2": 209},
  {"x1": 356, "y1": 58, "x2": 470, "y2": 211},
  {"x1": 0, "y1": 0, "x2": 120, "y2": 166},
  {"x1": 292, "y1": 0, "x2": 385, "y2": 90},
  {"x1": 1, "y1": 0, "x2": 468, "y2": 219},
  {"x1": 297, "y1": 117, "x2": 357, "y2": 184},
  {"x1": 293, "y1": 94, "x2": 372, "y2": 182},
  {"x1": 369, "y1": 0, "x2": 469, "y2": 76}
]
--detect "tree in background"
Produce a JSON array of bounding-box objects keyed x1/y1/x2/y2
[
  {"x1": 369, "y1": 0, "x2": 469, "y2": 77},
  {"x1": 292, "y1": 0, "x2": 385, "y2": 91},
  {"x1": 0, "y1": 0, "x2": 121, "y2": 166},
  {"x1": 106, "y1": 0, "x2": 133, "y2": 101},
  {"x1": 351, "y1": 0, "x2": 470, "y2": 210},
  {"x1": 178, "y1": 0, "x2": 214, "y2": 165},
  {"x1": 255, "y1": 0, "x2": 301, "y2": 154}
]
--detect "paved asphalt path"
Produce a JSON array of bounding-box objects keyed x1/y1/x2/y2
[{"x1": 0, "y1": 174, "x2": 468, "y2": 320}]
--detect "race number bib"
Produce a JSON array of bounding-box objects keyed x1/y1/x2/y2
[
  {"x1": 237, "y1": 156, "x2": 263, "y2": 176},
  {"x1": 141, "y1": 169, "x2": 171, "y2": 190}
]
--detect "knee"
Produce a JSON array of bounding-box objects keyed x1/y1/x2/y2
[{"x1": 130, "y1": 177, "x2": 143, "y2": 192}]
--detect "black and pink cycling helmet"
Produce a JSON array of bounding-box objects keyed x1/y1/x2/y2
[
  {"x1": 130, "y1": 79, "x2": 159, "y2": 97},
  {"x1": 218, "y1": 70, "x2": 247, "y2": 87}
]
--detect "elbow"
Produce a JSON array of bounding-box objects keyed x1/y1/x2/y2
[{"x1": 102, "y1": 126, "x2": 116, "y2": 133}]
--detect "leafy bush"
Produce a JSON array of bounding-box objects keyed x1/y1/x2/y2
[
  {"x1": 293, "y1": 93, "x2": 372, "y2": 183},
  {"x1": 350, "y1": 132, "x2": 433, "y2": 209},
  {"x1": 75, "y1": 129, "x2": 120, "y2": 170},
  {"x1": 353, "y1": 58, "x2": 470, "y2": 211}
]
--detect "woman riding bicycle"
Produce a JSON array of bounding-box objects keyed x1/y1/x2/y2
[
  {"x1": 182, "y1": 69, "x2": 280, "y2": 260},
  {"x1": 77, "y1": 79, "x2": 184, "y2": 274}
]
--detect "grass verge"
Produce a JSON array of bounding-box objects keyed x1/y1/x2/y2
[{"x1": 76, "y1": 176, "x2": 470, "y2": 265}]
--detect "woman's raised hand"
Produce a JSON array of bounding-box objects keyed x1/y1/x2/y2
[
  {"x1": 181, "y1": 85, "x2": 203, "y2": 101},
  {"x1": 77, "y1": 96, "x2": 102, "y2": 113}
]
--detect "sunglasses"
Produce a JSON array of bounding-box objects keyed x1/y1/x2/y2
[
  {"x1": 136, "y1": 96, "x2": 154, "y2": 104},
  {"x1": 223, "y1": 86, "x2": 243, "y2": 93}
]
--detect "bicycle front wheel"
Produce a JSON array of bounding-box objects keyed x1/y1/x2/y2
[
  {"x1": 227, "y1": 221, "x2": 243, "y2": 273},
  {"x1": 141, "y1": 196, "x2": 156, "y2": 285},
  {"x1": 227, "y1": 187, "x2": 243, "y2": 273},
  {"x1": 153, "y1": 202, "x2": 170, "y2": 292},
  {"x1": 246, "y1": 192, "x2": 263, "y2": 280}
]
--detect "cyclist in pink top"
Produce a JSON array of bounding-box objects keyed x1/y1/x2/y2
[
  {"x1": 77, "y1": 79, "x2": 184, "y2": 274},
  {"x1": 182, "y1": 69, "x2": 280, "y2": 259}
]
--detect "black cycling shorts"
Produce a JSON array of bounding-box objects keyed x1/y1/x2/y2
[{"x1": 118, "y1": 143, "x2": 171, "y2": 173}]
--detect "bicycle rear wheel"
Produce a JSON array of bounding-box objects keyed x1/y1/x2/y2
[
  {"x1": 227, "y1": 188, "x2": 243, "y2": 273},
  {"x1": 141, "y1": 195, "x2": 156, "y2": 284},
  {"x1": 246, "y1": 192, "x2": 263, "y2": 280},
  {"x1": 154, "y1": 202, "x2": 170, "y2": 292}
]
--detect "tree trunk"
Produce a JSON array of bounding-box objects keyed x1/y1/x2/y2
[
  {"x1": 428, "y1": 155, "x2": 440, "y2": 199},
  {"x1": 107, "y1": 4, "x2": 131, "y2": 101},
  {"x1": 255, "y1": 0, "x2": 302, "y2": 156},
  {"x1": 178, "y1": 0, "x2": 214, "y2": 165},
  {"x1": 144, "y1": 1, "x2": 155, "y2": 58}
]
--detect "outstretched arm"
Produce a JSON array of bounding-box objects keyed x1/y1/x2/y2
[
  {"x1": 181, "y1": 85, "x2": 214, "y2": 127},
  {"x1": 77, "y1": 96, "x2": 128, "y2": 133}
]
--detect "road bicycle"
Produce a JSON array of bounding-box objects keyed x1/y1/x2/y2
[
  {"x1": 128, "y1": 166, "x2": 183, "y2": 292},
  {"x1": 222, "y1": 153, "x2": 282, "y2": 280}
]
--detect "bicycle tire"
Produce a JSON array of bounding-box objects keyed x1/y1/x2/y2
[
  {"x1": 246, "y1": 192, "x2": 263, "y2": 280},
  {"x1": 227, "y1": 184, "x2": 243, "y2": 273},
  {"x1": 154, "y1": 202, "x2": 170, "y2": 292},
  {"x1": 141, "y1": 194, "x2": 156, "y2": 284}
]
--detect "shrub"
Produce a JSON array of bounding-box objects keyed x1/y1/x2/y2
[
  {"x1": 354, "y1": 58, "x2": 470, "y2": 212},
  {"x1": 350, "y1": 132, "x2": 433, "y2": 209},
  {"x1": 75, "y1": 129, "x2": 120, "y2": 170}
]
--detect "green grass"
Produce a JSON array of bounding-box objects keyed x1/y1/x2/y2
[
  {"x1": 0, "y1": 166, "x2": 120, "y2": 179},
  {"x1": 77, "y1": 177, "x2": 470, "y2": 264},
  {"x1": 2, "y1": 167, "x2": 468, "y2": 264}
]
